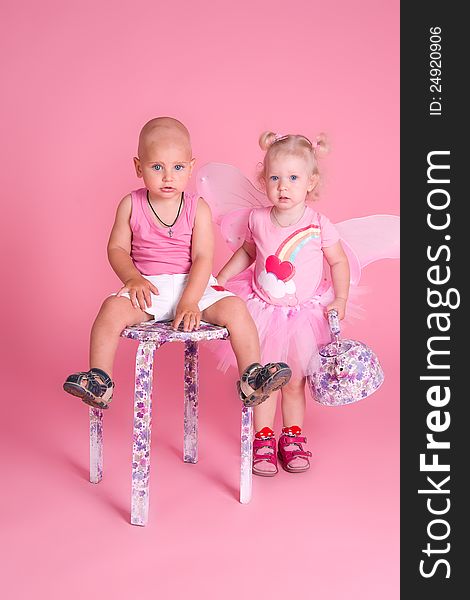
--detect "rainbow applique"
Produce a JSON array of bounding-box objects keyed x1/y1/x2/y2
[
  {"x1": 258, "y1": 224, "x2": 320, "y2": 301},
  {"x1": 265, "y1": 225, "x2": 320, "y2": 282}
]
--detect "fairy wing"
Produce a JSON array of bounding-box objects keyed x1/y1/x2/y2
[
  {"x1": 197, "y1": 162, "x2": 270, "y2": 251},
  {"x1": 197, "y1": 162, "x2": 269, "y2": 223},
  {"x1": 196, "y1": 162, "x2": 400, "y2": 280},
  {"x1": 336, "y1": 215, "x2": 400, "y2": 268},
  {"x1": 331, "y1": 215, "x2": 400, "y2": 286}
]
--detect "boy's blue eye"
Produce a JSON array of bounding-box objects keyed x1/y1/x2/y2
[
  {"x1": 270, "y1": 176, "x2": 279, "y2": 181},
  {"x1": 151, "y1": 164, "x2": 162, "y2": 171},
  {"x1": 290, "y1": 175, "x2": 298, "y2": 181},
  {"x1": 174, "y1": 164, "x2": 185, "y2": 171}
]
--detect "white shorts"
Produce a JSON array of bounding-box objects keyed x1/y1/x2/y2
[{"x1": 117, "y1": 273, "x2": 234, "y2": 321}]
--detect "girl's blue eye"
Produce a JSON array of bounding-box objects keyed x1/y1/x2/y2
[
  {"x1": 174, "y1": 164, "x2": 185, "y2": 171},
  {"x1": 151, "y1": 164, "x2": 162, "y2": 171},
  {"x1": 290, "y1": 175, "x2": 298, "y2": 181},
  {"x1": 270, "y1": 175, "x2": 279, "y2": 181}
]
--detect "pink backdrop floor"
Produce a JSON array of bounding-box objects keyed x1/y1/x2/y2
[{"x1": 1, "y1": 263, "x2": 399, "y2": 599}]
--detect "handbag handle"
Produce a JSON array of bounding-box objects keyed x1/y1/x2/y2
[{"x1": 327, "y1": 309, "x2": 341, "y2": 340}]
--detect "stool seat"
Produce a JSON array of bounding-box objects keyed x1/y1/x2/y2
[
  {"x1": 89, "y1": 319, "x2": 254, "y2": 527},
  {"x1": 121, "y1": 319, "x2": 229, "y2": 343}
]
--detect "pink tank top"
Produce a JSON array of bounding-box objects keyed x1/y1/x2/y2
[{"x1": 130, "y1": 188, "x2": 198, "y2": 275}]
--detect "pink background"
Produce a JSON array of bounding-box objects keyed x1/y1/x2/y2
[{"x1": 1, "y1": 1, "x2": 399, "y2": 598}]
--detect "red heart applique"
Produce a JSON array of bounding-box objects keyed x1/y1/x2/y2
[
  {"x1": 265, "y1": 255, "x2": 295, "y2": 282},
  {"x1": 211, "y1": 285, "x2": 226, "y2": 291}
]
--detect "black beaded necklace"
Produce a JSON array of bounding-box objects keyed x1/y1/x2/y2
[{"x1": 146, "y1": 190, "x2": 184, "y2": 238}]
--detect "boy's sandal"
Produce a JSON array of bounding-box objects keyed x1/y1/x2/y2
[
  {"x1": 278, "y1": 434, "x2": 312, "y2": 473},
  {"x1": 252, "y1": 437, "x2": 278, "y2": 477},
  {"x1": 63, "y1": 368, "x2": 114, "y2": 410},
  {"x1": 237, "y1": 362, "x2": 292, "y2": 407}
]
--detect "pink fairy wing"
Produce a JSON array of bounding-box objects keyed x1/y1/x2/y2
[
  {"x1": 336, "y1": 215, "x2": 400, "y2": 267},
  {"x1": 196, "y1": 162, "x2": 269, "y2": 225},
  {"x1": 336, "y1": 215, "x2": 400, "y2": 284},
  {"x1": 220, "y1": 208, "x2": 253, "y2": 252},
  {"x1": 318, "y1": 215, "x2": 400, "y2": 292}
]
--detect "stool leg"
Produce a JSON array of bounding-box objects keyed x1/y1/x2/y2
[
  {"x1": 89, "y1": 407, "x2": 103, "y2": 484},
  {"x1": 183, "y1": 340, "x2": 199, "y2": 464},
  {"x1": 239, "y1": 405, "x2": 254, "y2": 504},
  {"x1": 131, "y1": 341, "x2": 158, "y2": 526}
]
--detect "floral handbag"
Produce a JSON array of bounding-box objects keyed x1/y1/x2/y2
[{"x1": 308, "y1": 310, "x2": 384, "y2": 406}]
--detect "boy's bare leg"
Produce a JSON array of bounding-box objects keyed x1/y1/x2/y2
[
  {"x1": 89, "y1": 296, "x2": 152, "y2": 377},
  {"x1": 201, "y1": 296, "x2": 261, "y2": 375}
]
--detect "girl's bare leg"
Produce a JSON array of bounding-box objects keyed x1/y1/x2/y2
[
  {"x1": 281, "y1": 377, "x2": 307, "y2": 428},
  {"x1": 89, "y1": 296, "x2": 152, "y2": 377},
  {"x1": 253, "y1": 392, "x2": 278, "y2": 431},
  {"x1": 280, "y1": 377, "x2": 309, "y2": 469},
  {"x1": 252, "y1": 378, "x2": 306, "y2": 434}
]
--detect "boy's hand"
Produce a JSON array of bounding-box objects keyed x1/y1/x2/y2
[
  {"x1": 117, "y1": 276, "x2": 159, "y2": 311},
  {"x1": 326, "y1": 297, "x2": 347, "y2": 320},
  {"x1": 172, "y1": 301, "x2": 202, "y2": 332}
]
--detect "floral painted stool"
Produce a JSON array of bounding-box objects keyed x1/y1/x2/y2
[{"x1": 88, "y1": 320, "x2": 254, "y2": 526}]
